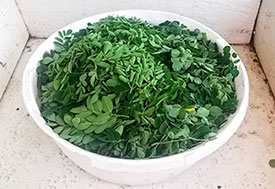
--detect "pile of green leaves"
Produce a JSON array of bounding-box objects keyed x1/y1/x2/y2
[{"x1": 37, "y1": 16, "x2": 239, "y2": 159}]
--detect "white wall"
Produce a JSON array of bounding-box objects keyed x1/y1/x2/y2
[
  {"x1": 254, "y1": 0, "x2": 275, "y2": 95},
  {"x1": 0, "y1": 0, "x2": 29, "y2": 99},
  {"x1": 16, "y1": 0, "x2": 260, "y2": 44}
]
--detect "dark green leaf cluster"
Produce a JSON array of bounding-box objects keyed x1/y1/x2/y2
[{"x1": 37, "y1": 16, "x2": 239, "y2": 159}]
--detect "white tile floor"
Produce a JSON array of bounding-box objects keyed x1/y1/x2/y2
[{"x1": 0, "y1": 39, "x2": 275, "y2": 189}]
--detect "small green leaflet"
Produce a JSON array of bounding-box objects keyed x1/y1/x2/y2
[
  {"x1": 196, "y1": 107, "x2": 210, "y2": 118},
  {"x1": 168, "y1": 105, "x2": 181, "y2": 118},
  {"x1": 70, "y1": 105, "x2": 87, "y2": 114},
  {"x1": 72, "y1": 117, "x2": 81, "y2": 127},
  {"x1": 93, "y1": 113, "x2": 110, "y2": 125},
  {"x1": 209, "y1": 106, "x2": 222, "y2": 117},
  {"x1": 102, "y1": 96, "x2": 113, "y2": 113},
  {"x1": 42, "y1": 57, "x2": 53, "y2": 65}
]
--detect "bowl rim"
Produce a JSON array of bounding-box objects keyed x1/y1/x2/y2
[{"x1": 22, "y1": 9, "x2": 249, "y2": 165}]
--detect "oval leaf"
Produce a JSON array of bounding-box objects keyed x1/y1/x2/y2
[{"x1": 102, "y1": 96, "x2": 113, "y2": 113}]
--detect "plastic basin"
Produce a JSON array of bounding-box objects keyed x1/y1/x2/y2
[{"x1": 22, "y1": 10, "x2": 249, "y2": 185}]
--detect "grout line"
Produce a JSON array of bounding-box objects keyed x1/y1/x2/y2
[
  {"x1": 230, "y1": 43, "x2": 250, "y2": 46},
  {"x1": 31, "y1": 36, "x2": 47, "y2": 40},
  {"x1": 0, "y1": 36, "x2": 31, "y2": 103},
  {"x1": 247, "y1": 0, "x2": 275, "y2": 98},
  {"x1": 250, "y1": 0, "x2": 263, "y2": 46},
  {"x1": 14, "y1": 0, "x2": 31, "y2": 36},
  {"x1": 250, "y1": 45, "x2": 275, "y2": 99}
]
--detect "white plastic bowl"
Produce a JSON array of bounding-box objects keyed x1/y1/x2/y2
[{"x1": 22, "y1": 10, "x2": 249, "y2": 185}]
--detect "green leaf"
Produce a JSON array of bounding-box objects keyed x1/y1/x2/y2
[
  {"x1": 209, "y1": 106, "x2": 222, "y2": 117},
  {"x1": 146, "y1": 117, "x2": 155, "y2": 126},
  {"x1": 141, "y1": 131, "x2": 150, "y2": 145},
  {"x1": 97, "y1": 62, "x2": 110, "y2": 68},
  {"x1": 58, "y1": 31, "x2": 63, "y2": 38},
  {"x1": 102, "y1": 96, "x2": 113, "y2": 113},
  {"x1": 47, "y1": 122, "x2": 58, "y2": 127},
  {"x1": 194, "y1": 126, "x2": 210, "y2": 138},
  {"x1": 136, "y1": 147, "x2": 146, "y2": 158},
  {"x1": 69, "y1": 135, "x2": 82, "y2": 143},
  {"x1": 94, "y1": 117, "x2": 116, "y2": 134},
  {"x1": 64, "y1": 114, "x2": 73, "y2": 125},
  {"x1": 53, "y1": 126, "x2": 64, "y2": 134},
  {"x1": 79, "y1": 73, "x2": 87, "y2": 86},
  {"x1": 156, "y1": 73, "x2": 165, "y2": 80},
  {"x1": 90, "y1": 75, "x2": 96, "y2": 86},
  {"x1": 42, "y1": 57, "x2": 53, "y2": 65},
  {"x1": 168, "y1": 105, "x2": 181, "y2": 118},
  {"x1": 72, "y1": 117, "x2": 81, "y2": 127},
  {"x1": 53, "y1": 79, "x2": 61, "y2": 90},
  {"x1": 105, "y1": 128, "x2": 120, "y2": 141},
  {"x1": 178, "y1": 108, "x2": 187, "y2": 119},
  {"x1": 203, "y1": 132, "x2": 217, "y2": 139},
  {"x1": 106, "y1": 79, "x2": 118, "y2": 87},
  {"x1": 223, "y1": 46, "x2": 230, "y2": 54},
  {"x1": 66, "y1": 29, "x2": 73, "y2": 35},
  {"x1": 171, "y1": 49, "x2": 180, "y2": 57},
  {"x1": 93, "y1": 113, "x2": 110, "y2": 125},
  {"x1": 60, "y1": 127, "x2": 72, "y2": 139},
  {"x1": 42, "y1": 109, "x2": 56, "y2": 122},
  {"x1": 115, "y1": 125, "x2": 124, "y2": 135},
  {"x1": 76, "y1": 111, "x2": 92, "y2": 119},
  {"x1": 171, "y1": 58, "x2": 182, "y2": 72},
  {"x1": 194, "y1": 78, "x2": 202, "y2": 84},
  {"x1": 87, "y1": 93, "x2": 99, "y2": 110},
  {"x1": 70, "y1": 105, "x2": 87, "y2": 114},
  {"x1": 118, "y1": 75, "x2": 128, "y2": 83},
  {"x1": 103, "y1": 41, "x2": 112, "y2": 54},
  {"x1": 144, "y1": 107, "x2": 155, "y2": 116},
  {"x1": 196, "y1": 107, "x2": 210, "y2": 118},
  {"x1": 86, "y1": 115, "x2": 96, "y2": 122},
  {"x1": 55, "y1": 37, "x2": 63, "y2": 43},
  {"x1": 90, "y1": 93, "x2": 99, "y2": 104},
  {"x1": 93, "y1": 100, "x2": 103, "y2": 114},
  {"x1": 55, "y1": 115, "x2": 65, "y2": 125},
  {"x1": 76, "y1": 121, "x2": 92, "y2": 130},
  {"x1": 82, "y1": 135, "x2": 93, "y2": 144},
  {"x1": 84, "y1": 125, "x2": 98, "y2": 134},
  {"x1": 174, "y1": 129, "x2": 188, "y2": 139}
]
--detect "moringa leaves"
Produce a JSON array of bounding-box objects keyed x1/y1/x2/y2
[
  {"x1": 37, "y1": 16, "x2": 239, "y2": 159},
  {"x1": 196, "y1": 107, "x2": 210, "y2": 118},
  {"x1": 102, "y1": 96, "x2": 113, "y2": 113}
]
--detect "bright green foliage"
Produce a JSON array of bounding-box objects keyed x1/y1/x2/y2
[{"x1": 37, "y1": 16, "x2": 239, "y2": 159}]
